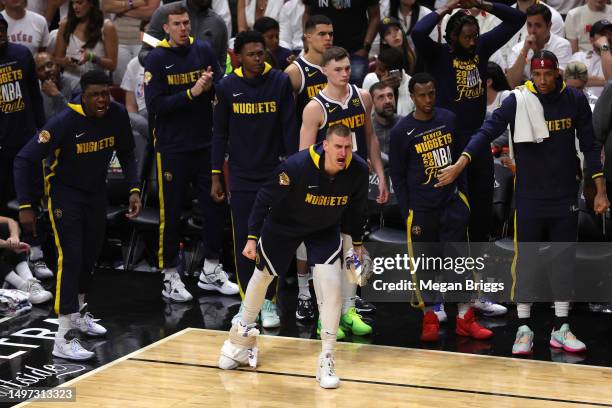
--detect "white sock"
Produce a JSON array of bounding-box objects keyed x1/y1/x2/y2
[
  {"x1": 340, "y1": 233, "x2": 356, "y2": 314},
  {"x1": 241, "y1": 267, "x2": 273, "y2": 325},
  {"x1": 15, "y1": 261, "x2": 34, "y2": 281},
  {"x1": 30, "y1": 245, "x2": 44, "y2": 261},
  {"x1": 457, "y1": 302, "x2": 470, "y2": 318},
  {"x1": 313, "y1": 260, "x2": 342, "y2": 354},
  {"x1": 204, "y1": 258, "x2": 220, "y2": 273},
  {"x1": 5, "y1": 271, "x2": 25, "y2": 289},
  {"x1": 78, "y1": 294, "x2": 85, "y2": 310},
  {"x1": 163, "y1": 267, "x2": 177, "y2": 277},
  {"x1": 297, "y1": 270, "x2": 311, "y2": 300},
  {"x1": 55, "y1": 314, "x2": 73, "y2": 342},
  {"x1": 517, "y1": 303, "x2": 532, "y2": 319},
  {"x1": 554, "y1": 301, "x2": 570, "y2": 318}
]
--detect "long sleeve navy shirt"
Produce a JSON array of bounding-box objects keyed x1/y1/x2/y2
[
  {"x1": 211, "y1": 63, "x2": 298, "y2": 192},
  {"x1": 463, "y1": 81, "x2": 603, "y2": 217},
  {"x1": 412, "y1": 5, "x2": 525, "y2": 141},
  {"x1": 144, "y1": 37, "x2": 222, "y2": 154},
  {"x1": 13, "y1": 98, "x2": 139, "y2": 207},
  {"x1": 248, "y1": 143, "x2": 368, "y2": 245}
]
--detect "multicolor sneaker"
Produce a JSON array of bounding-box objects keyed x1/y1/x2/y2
[
  {"x1": 296, "y1": 295, "x2": 315, "y2": 321},
  {"x1": 550, "y1": 323, "x2": 586, "y2": 353},
  {"x1": 260, "y1": 299, "x2": 280, "y2": 329},
  {"x1": 316, "y1": 320, "x2": 345, "y2": 340},
  {"x1": 512, "y1": 325, "x2": 534, "y2": 355},
  {"x1": 340, "y1": 307, "x2": 372, "y2": 336},
  {"x1": 472, "y1": 298, "x2": 508, "y2": 317},
  {"x1": 420, "y1": 311, "x2": 439, "y2": 342},
  {"x1": 456, "y1": 308, "x2": 493, "y2": 340}
]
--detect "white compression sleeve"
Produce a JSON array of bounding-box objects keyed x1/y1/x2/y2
[
  {"x1": 241, "y1": 267, "x2": 274, "y2": 325},
  {"x1": 313, "y1": 259, "x2": 342, "y2": 354}
]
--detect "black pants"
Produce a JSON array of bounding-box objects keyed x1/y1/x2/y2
[
  {"x1": 512, "y1": 209, "x2": 578, "y2": 303},
  {"x1": 48, "y1": 181, "x2": 106, "y2": 314},
  {"x1": 230, "y1": 190, "x2": 276, "y2": 300},
  {"x1": 156, "y1": 148, "x2": 225, "y2": 269},
  {"x1": 466, "y1": 138, "x2": 494, "y2": 242}
]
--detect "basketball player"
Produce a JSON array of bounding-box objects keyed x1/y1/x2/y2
[
  {"x1": 14, "y1": 70, "x2": 142, "y2": 360},
  {"x1": 389, "y1": 73, "x2": 492, "y2": 342},
  {"x1": 218, "y1": 124, "x2": 368, "y2": 389},
  {"x1": 211, "y1": 30, "x2": 298, "y2": 328},
  {"x1": 300, "y1": 46, "x2": 388, "y2": 338},
  {"x1": 437, "y1": 50, "x2": 610, "y2": 354},
  {"x1": 284, "y1": 14, "x2": 333, "y2": 321}
]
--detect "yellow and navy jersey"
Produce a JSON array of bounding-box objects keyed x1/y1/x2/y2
[
  {"x1": 13, "y1": 98, "x2": 139, "y2": 207},
  {"x1": 293, "y1": 56, "x2": 327, "y2": 123},
  {"x1": 211, "y1": 63, "x2": 298, "y2": 192},
  {"x1": 464, "y1": 80, "x2": 603, "y2": 217},
  {"x1": 389, "y1": 108, "x2": 466, "y2": 218},
  {"x1": 313, "y1": 84, "x2": 368, "y2": 160},
  {"x1": 0, "y1": 43, "x2": 45, "y2": 149},
  {"x1": 248, "y1": 143, "x2": 368, "y2": 244},
  {"x1": 144, "y1": 37, "x2": 223, "y2": 154}
]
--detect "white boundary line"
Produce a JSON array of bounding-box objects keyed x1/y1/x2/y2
[{"x1": 15, "y1": 327, "x2": 196, "y2": 407}]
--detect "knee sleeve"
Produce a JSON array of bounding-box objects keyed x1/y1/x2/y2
[
  {"x1": 313, "y1": 260, "x2": 342, "y2": 342},
  {"x1": 241, "y1": 266, "x2": 274, "y2": 324}
]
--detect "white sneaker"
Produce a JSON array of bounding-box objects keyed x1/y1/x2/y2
[
  {"x1": 52, "y1": 330, "x2": 95, "y2": 361},
  {"x1": 198, "y1": 264, "x2": 239, "y2": 295},
  {"x1": 316, "y1": 352, "x2": 340, "y2": 389},
  {"x1": 30, "y1": 259, "x2": 54, "y2": 279},
  {"x1": 218, "y1": 322, "x2": 259, "y2": 370},
  {"x1": 20, "y1": 278, "x2": 52, "y2": 305},
  {"x1": 71, "y1": 305, "x2": 107, "y2": 336},
  {"x1": 261, "y1": 299, "x2": 280, "y2": 328},
  {"x1": 162, "y1": 271, "x2": 193, "y2": 302},
  {"x1": 433, "y1": 303, "x2": 447, "y2": 323},
  {"x1": 472, "y1": 298, "x2": 508, "y2": 317}
]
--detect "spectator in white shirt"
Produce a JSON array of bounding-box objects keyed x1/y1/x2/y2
[
  {"x1": 1, "y1": 0, "x2": 49, "y2": 54},
  {"x1": 565, "y1": 0, "x2": 612, "y2": 53},
  {"x1": 362, "y1": 47, "x2": 414, "y2": 116},
  {"x1": 570, "y1": 19, "x2": 612, "y2": 97},
  {"x1": 236, "y1": 0, "x2": 282, "y2": 33},
  {"x1": 278, "y1": 0, "x2": 304, "y2": 52},
  {"x1": 506, "y1": 4, "x2": 572, "y2": 88},
  {"x1": 544, "y1": 0, "x2": 581, "y2": 18},
  {"x1": 564, "y1": 60, "x2": 599, "y2": 105},
  {"x1": 120, "y1": 54, "x2": 148, "y2": 140},
  {"x1": 212, "y1": 0, "x2": 232, "y2": 36}
]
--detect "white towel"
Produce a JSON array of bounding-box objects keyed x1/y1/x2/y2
[{"x1": 509, "y1": 85, "x2": 549, "y2": 159}]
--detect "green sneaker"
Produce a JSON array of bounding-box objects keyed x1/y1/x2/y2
[
  {"x1": 316, "y1": 319, "x2": 346, "y2": 340},
  {"x1": 340, "y1": 307, "x2": 372, "y2": 336}
]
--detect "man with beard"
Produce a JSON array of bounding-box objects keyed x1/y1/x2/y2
[
  {"x1": 412, "y1": 0, "x2": 524, "y2": 245},
  {"x1": 35, "y1": 51, "x2": 80, "y2": 120},
  {"x1": 138, "y1": 0, "x2": 227, "y2": 72},
  {"x1": 211, "y1": 30, "x2": 298, "y2": 329},
  {"x1": 14, "y1": 70, "x2": 142, "y2": 360},
  {"x1": 437, "y1": 50, "x2": 610, "y2": 355},
  {"x1": 370, "y1": 82, "x2": 402, "y2": 157}
]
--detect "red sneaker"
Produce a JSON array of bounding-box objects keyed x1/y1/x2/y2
[
  {"x1": 420, "y1": 311, "x2": 439, "y2": 342},
  {"x1": 456, "y1": 308, "x2": 493, "y2": 340}
]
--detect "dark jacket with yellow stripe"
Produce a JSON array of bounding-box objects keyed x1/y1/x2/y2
[
  {"x1": 144, "y1": 37, "x2": 222, "y2": 153},
  {"x1": 13, "y1": 98, "x2": 139, "y2": 207},
  {"x1": 463, "y1": 80, "x2": 603, "y2": 215},
  {"x1": 211, "y1": 63, "x2": 298, "y2": 192},
  {"x1": 248, "y1": 143, "x2": 368, "y2": 244}
]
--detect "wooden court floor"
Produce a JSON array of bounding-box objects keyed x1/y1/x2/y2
[{"x1": 19, "y1": 328, "x2": 612, "y2": 407}]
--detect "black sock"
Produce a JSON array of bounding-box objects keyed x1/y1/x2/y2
[{"x1": 516, "y1": 317, "x2": 531, "y2": 331}]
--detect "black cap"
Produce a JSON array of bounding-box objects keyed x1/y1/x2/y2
[
  {"x1": 590, "y1": 19, "x2": 612, "y2": 37},
  {"x1": 379, "y1": 17, "x2": 402, "y2": 38}
]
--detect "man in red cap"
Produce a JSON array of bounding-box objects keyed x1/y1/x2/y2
[{"x1": 437, "y1": 50, "x2": 610, "y2": 356}]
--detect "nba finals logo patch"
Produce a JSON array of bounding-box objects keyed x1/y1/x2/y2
[
  {"x1": 411, "y1": 225, "x2": 422, "y2": 236},
  {"x1": 38, "y1": 130, "x2": 51, "y2": 144},
  {"x1": 53, "y1": 208, "x2": 63, "y2": 219},
  {"x1": 163, "y1": 171, "x2": 173, "y2": 182},
  {"x1": 279, "y1": 172, "x2": 290, "y2": 186},
  {"x1": 144, "y1": 71, "x2": 152, "y2": 86},
  {"x1": 352, "y1": 98, "x2": 361, "y2": 107}
]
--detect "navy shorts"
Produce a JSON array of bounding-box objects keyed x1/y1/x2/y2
[{"x1": 256, "y1": 222, "x2": 342, "y2": 276}]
